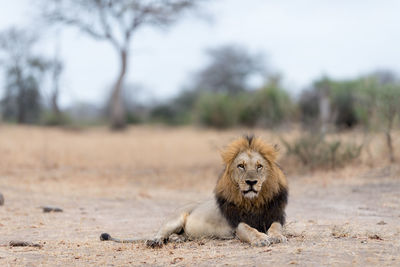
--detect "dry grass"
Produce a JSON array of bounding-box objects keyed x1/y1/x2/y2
[{"x1": 0, "y1": 125, "x2": 399, "y2": 266}]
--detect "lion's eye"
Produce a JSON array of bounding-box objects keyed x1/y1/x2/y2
[
  {"x1": 237, "y1": 164, "x2": 245, "y2": 170},
  {"x1": 257, "y1": 164, "x2": 263, "y2": 171}
]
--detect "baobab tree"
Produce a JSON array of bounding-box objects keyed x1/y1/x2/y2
[{"x1": 41, "y1": 0, "x2": 205, "y2": 129}]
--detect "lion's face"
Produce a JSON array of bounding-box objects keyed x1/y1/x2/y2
[{"x1": 230, "y1": 150, "x2": 268, "y2": 199}]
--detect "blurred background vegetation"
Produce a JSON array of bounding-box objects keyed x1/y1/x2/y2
[{"x1": 0, "y1": 0, "x2": 399, "y2": 170}]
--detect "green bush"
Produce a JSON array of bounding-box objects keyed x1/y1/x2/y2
[
  {"x1": 149, "y1": 104, "x2": 191, "y2": 125},
  {"x1": 254, "y1": 83, "x2": 293, "y2": 127},
  {"x1": 194, "y1": 93, "x2": 238, "y2": 128},
  {"x1": 237, "y1": 92, "x2": 260, "y2": 127},
  {"x1": 234, "y1": 82, "x2": 294, "y2": 128},
  {"x1": 125, "y1": 112, "x2": 142, "y2": 124},
  {"x1": 41, "y1": 111, "x2": 71, "y2": 126},
  {"x1": 148, "y1": 90, "x2": 197, "y2": 125},
  {"x1": 192, "y1": 82, "x2": 293, "y2": 129},
  {"x1": 281, "y1": 134, "x2": 363, "y2": 169}
]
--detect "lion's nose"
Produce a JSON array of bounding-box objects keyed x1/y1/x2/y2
[{"x1": 245, "y1": 180, "x2": 257, "y2": 186}]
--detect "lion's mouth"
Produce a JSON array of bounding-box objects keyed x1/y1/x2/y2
[
  {"x1": 242, "y1": 188, "x2": 258, "y2": 195},
  {"x1": 242, "y1": 188, "x2": 258, "y2": 199}
]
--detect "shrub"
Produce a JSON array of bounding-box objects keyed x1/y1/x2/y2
[
  {"x1": 125, "y1": 112, "x2": 143, "y2": 124},
  {"x1": 236, "y1": 81, "x2": 293, "y2": 128},
  {"x1": 254, "y1": 83, "x2": 293, "y2": 127},
  {"x1": 41, "y1": 111, "x2": 70, "y2": 126},
  {"x1": 149, "y1": 104, "x2": 191, "y2": 125},
  {"x1": 281, "y1": 134, "x2": 363, "y2": 170},
  {"x1": 237, "y1": 92, "x2": 260, "y2": 127},
  {"x1": 194, "y1": 93, "x2": 238, "y2": 128},
  {"x1": 149, "y1": 90, "x2": 197, "y2": 125}
]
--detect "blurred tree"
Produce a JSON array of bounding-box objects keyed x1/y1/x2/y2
[
  {"x1": 40, "y1": 57, "x2": 68, "y2": 126},
  {"x1": 316, "y1": 78, "x2": 332, "y2": 134},
  {"x1": 2, "y1": 68, "x2": 42, "y2": 124},
  {"x1": 0, "y1": 28, "x2": 47, "y2": 124},
  {"x1": 299, "y1": 87, "x2": 320, "y2": 127},
  {"x1": 255, "y1": 76, "x2": 293, "y2": 127},
  {"x1": 299, "y1": 77, "x2": 331, "y2": 131},
  {"x1": 300, "y1": 77, "x2": 360, "y2": 132},
  {"x1": 41, "y1": 0, "x2": 204, "y2": 130},
  {"x1": 121, "y1": 83, "x2": 152, "y2": 124},
  {"x1": 330, "y1": 80, "x2": 358, "y2": 129},
  {"x1": 191, "y1": 45, "x2": 265, "y2": 94},
  {"x1": 356, "y1": 71, "x2": 400, "y2": 163},
  {"x1": 49, "y1": 58, "x2": 64, "y2": 122},
  {"x1": 377, "y1": 83, "x2": 400, "y2": 163}
]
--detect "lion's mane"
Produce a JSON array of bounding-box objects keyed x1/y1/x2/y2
[{"x1": 214, "y1": 135, "x2": 288, "y2": 233}]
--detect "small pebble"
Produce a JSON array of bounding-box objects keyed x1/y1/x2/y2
[
  {"x1": 41, "y1": 206, "x2": 63, "y2": 213},
  {"x1": 9, "y1": 240, "x2": 42, "y2": 248}
]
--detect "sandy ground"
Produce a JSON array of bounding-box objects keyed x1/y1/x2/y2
[{"x1": 0, "y1": 125, "x2": 399, "y2": 266}]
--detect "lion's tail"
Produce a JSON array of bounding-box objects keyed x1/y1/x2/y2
[{"x1": 100, "y1": 233, "x2": 143, "y2": 244}]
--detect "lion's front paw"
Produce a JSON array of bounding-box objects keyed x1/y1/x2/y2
[
  {"x1": 145, "y1": 238, "x2": 164, "y2": 248},
  {"x1": 168, "y1": 234, "x2": 187, "y2": 243},
  {"x1": 268, "y1": 233, "x2": 287, "y2": 244},
  {"x1": 251, "y1": 234, "x2": 271, "y2": 247}
]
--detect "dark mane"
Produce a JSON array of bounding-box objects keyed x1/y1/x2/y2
[{"x1": 216, "y1": 187, "x2": 288, "y2": 233}]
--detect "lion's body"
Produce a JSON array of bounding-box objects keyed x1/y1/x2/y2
[
  {"x1": 101, "y1": 136, "x2": 289, "y2": 247},
  {"x1": 180, "y1": 199, "x2": 234, "y2": 239}
]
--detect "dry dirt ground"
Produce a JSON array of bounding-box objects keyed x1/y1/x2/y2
[{"x1": 0, "y1": 125, "x2": 399, "y2": 266}]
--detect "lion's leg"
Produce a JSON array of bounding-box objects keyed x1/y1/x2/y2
[
  {"x1": 236, "y1": 222, "x2": 271, "y2": 247},
  {"x1": 267, "y1": 222, "x2": 287, "y2": 244},
  {"x1": 146, "y1": 211, "x2": 190, "y2": 248},
  {"x1": 168, "y1": 233, "x2": 187, "y2": 243}
]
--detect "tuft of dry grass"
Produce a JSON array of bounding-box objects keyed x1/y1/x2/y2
[{"x1": 331, "y1": 225, "x2": 352, "y2": 238}]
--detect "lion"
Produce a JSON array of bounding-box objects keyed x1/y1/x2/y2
[{"x1": 100, "y1": 135, "x2": 288, "y2": 247}]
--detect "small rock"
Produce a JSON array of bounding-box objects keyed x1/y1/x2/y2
[
  {"x1": 0, "y1": 193, "x2": 4, "y2": 206},
  {"x1": 368, "y1": 234, "x2": 382, "y2": 240},
  {"x1": 170, "y1": 257, "x2": 184, "y2": 264},
  {"x1": 9, "y1": 240, "x2": 42, "y2": 248},
  {"x1": 41, "y1": 206, "x2": 63, "y2": 213}
]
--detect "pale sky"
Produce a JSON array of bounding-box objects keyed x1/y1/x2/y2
[{"x1": 1, "y1": 0, "x2": 400, "y2": 107}]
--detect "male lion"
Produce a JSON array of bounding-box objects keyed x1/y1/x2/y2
[{"x1": 100, "y1": 135, "x2": 288, "y2": 247}]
